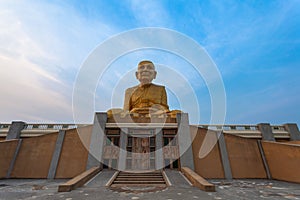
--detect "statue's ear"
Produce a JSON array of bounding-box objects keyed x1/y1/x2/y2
[
  {"x1": 135, "y1": 71, "x2": 139, "y2": 79},
  {"x1": 153, "y1": 71, "x2": 157, "y2": 79}
]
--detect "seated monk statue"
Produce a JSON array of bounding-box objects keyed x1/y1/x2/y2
[
  {"x1": 107, "y1": 60, "x2": 181, "y2": 117},
  {"x1": 123, "y1": 60, "x2": 169, "y2": 115}
]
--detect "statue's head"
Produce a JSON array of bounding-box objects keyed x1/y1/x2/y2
[{"x1": 135, "y1": 60, "x2": 157, "y2": 85}]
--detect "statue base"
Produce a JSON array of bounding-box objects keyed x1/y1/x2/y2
[{"x1": 107, "y1": 112, "x2": 176, "y2": 123}]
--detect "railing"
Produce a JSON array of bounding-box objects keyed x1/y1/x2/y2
[
  {"x1": 0, "y1": 124, "x2": 87, "y2": 130},
  {"x1": 0, "y1": 123, "x2": 89, "y2": 137},
  {"x1": 197, "y1": 124, "x2": 289, "y2": 139},
  {"x1": 0, "y1": 123, "x2": 287, "y2": 131},
  {"x1": 0, "y1": 123, "x2": 291, "y2": 139},
  {"x1": 199, "y1": 124, "x2": 286, "y2": 131},
  {"x1": 199, "y1": 124, "x2": 259, "y2": 131}
]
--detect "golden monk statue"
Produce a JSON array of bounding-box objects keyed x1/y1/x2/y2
[
  {"x1": 123, "y1": 60, "x2": 169, "y2": 114},
  {"x1": 107, "y1": 60, "x2": 181, "y2": 118}
]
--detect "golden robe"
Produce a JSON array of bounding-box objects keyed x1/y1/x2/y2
[{"x1": 123, "y1": 83, "x2": 169, "y2": 112}]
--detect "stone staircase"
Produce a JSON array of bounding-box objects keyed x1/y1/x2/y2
[{"x1": 110, "y1": 171, "x2": 166, "y2": 187}]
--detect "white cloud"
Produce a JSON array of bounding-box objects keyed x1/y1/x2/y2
[
  {"x1": 0, "y1": 1, "x2": 116, "y2": 123},
  {"x1": 0, "y1": 55, "x2": 71, "y2": 122},
  {"x1": 128, "y1": 0, "x2": 172, "y2": 27}
]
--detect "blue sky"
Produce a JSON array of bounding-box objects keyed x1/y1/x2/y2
[{"x1": 0, "y1": 0, "x2": 300, "y2": 125}]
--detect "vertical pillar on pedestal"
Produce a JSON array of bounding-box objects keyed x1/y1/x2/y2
[
  {"x1": 218, "y1": 131, "x2": 232, "y2": 180},
  {"x1": 6, "y1": 121, "x2": 26, "y2": 140},
  {"x1": 86, "y1": 112, "x2": 107, "y2": 170},
  {"x1": 48, "y1": 130, "x2": 66, "y2": 179},
  {"x1": 257, "y1": 140, "x2": 272, "y2": 179},
  {"x1": 176, "y1": 113, "x2": 195, "y2": 170},
  {"x1": 155, "y1": 128, "x2": 163, "y2": 170},
  {"x1": 6, "y1": 121, "x2": 26, "y2": 178},
  {"x1": 118, "y1": 128, "x2": 128, "y2": 171},
  {"x1": 258, "y1": 123, "x2": 275, "y2": 141},
  {"x1": 6, "y1": 139, "x2": 23, "y2": 178},
  {"x1": 284, "y1": 123, "x2": 300, "y2": 141}
]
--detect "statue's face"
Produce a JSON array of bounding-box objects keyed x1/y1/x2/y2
[{"x1": 136, "y1": 62, "x2": 157, "y2": 85}]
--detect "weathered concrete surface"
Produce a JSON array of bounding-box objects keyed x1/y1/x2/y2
[
  {"x1": 10, "y1": 133, "x2": 58, "y2": 178},
  {"x1": 218, "y1": 131, "x2": 232, "y2": 179},
  {"x1": 86, "y1": 112, "x2": 107, "y2": 170},
  {"x1": 177, "y1": 113, "x2": 195, "y2": 170},
  {"x1": 1, "y1": 172, "x2": 300, "y2": 200},
  {"x1": 6, "y1": 121, "x2": 26, "y2": 140},
  {"x1": 258, "y1": 123, "x2": 275, "y2": 141},
  {"x1": 210, "y1": 179, "x2": 300, "y2": 200},
  {"x1": 262, "y1": 141, "x2": 300, "y2": 183},
  {"x1": 58, "y1": 167, "x2": 100, "y2": 192},
  {"x1": 48, "y1": 130, "x2": 65, "y2": 179},
  {"x1": 286, "y1": 141, "x2": 300, "y2": 145},
  {"x1": 6, "y1": 139, "x2": 22, "y2": 178},
  {"x1": 0, "y1": 140, "x2": 19, "y2": 178},
  {"x1": 181, "y1": 167, "x2": 215, "y2": 191},
  {"x1": 190, "y1": 126, "x2": 225, "y2": 178},
  {"x1": 55, "y1": 127, "x2": 92, "y2": 178},
  {"x1": 155, "y1": 129, "x2": 163, "y2": 170},
  {"x1": 284, "y1": 123, "x2": 300, "y2": 141},
  {"x1": 118, "y1": 129, "x2": 127, "y2": 171},
  {"x1": 225, "y1": 134, "x2": 267, "y2": 178},
  {"x1": 0, "y1": 125, "x2": 93, "y2": 179}
]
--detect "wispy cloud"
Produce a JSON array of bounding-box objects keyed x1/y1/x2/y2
[
  {"x1": 0, "y1": 1, "x2": 116, "y2": 122},
  {"x1": 128, "y1": 0, "x2": 172, "y2": 27},
  {"x1": 190, "y1": 1, "x2": 299, "y2": 72},
  {"x1": 1, "y1": 1, "x2": 299, "y2": 125}
]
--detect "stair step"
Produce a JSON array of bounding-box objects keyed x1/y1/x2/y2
[
  {"x1": 111, "y1": 184, "x2": 166, "y2": 187},
  {"x1": 116, "y1": 177, "x2": 164, "y2": 179},
  {"x1": 118, "y1": 174, "x2": 163, "y2": 176},
  {"x1": 110, "y1": 171, "x2": 167, "y2": 187},
  {"x1": 118, "y1": 176, "x2": 163, "y2": 178},
  {"x1": 119, "y1": 173, "x2": 162, "y2": 176},
  {"x1": 118, "y1": 175, "x2": 163, "y2": 178},
  {"x1": 113, "y1": 180, "x2": 165, "y2": 184},
  {"x1": 119, "y1": 172, "x2": 161, "y2": 173},
  {"x1": 115, "y1": 178, "x2": 164, "y2": 181},
  {"x1": 119, "y1": 173, "x2": 162, "y2": 174}
]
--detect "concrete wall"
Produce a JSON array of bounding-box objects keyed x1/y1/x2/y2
[
  {"x1": 192, "y1": 126, "x2": 300, "y2": 181},
  {"x1": 0, "y1": 125, "x2": 93, "y2": 179},
  {"x1": 191, "y1": 126, "x2": 268, "y2": 179},
  {"x1": 262, "y1": 141, "x2": 300, "y2": 183},
  {"x1": 224, "y1": 134, "x2": 267, "y2": 178},
  {"x1": 2, "y1": 124, "x2": 300, "y2": 181},
  {"x1": 285, "y1": 141, "x2": 300, "y2": 145},
  {"x1": 191, "y1": 126, "x2": 225, "y2": 178},
  {"x1": 55, "y1": 126, "x2": 92, "y2": 178},
  {"x1": 0, "y1": 140, "x2": 19, "y2": 178},
  {"x1": 11, "y1": 133, "x2": 58, "y2": 178}
]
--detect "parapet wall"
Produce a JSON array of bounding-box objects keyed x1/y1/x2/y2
[
  {"x1": 191, "y1": 126, "x2": 300, "y2": 184},
  {"x1": 0, "y1": 139, "x2": 19, "y2": 178},
  {"x1": 0, "y1": 125, "x2": 93, "y2": 179},
  {"x1": 190, "y1": 126, "x2": 225, "y2": 178},
  {"x1": 55, "y1": 127, "x2": 92, "y2": 178},
  {"x1": 262, "y1": 141, "x2": 300, "y2": 183},
  {"x1": 225, "y1": 134, "x2": 267, "y2": 178},
  {"x1": 1, "y1": 122, "x2": 300, "y2": 183},
  {"x1": 191, "y1": 126, "x2": 267, "y2": 179},
  {"x1": 10, "y1": 133, "x2": 57, "y2": 178}
]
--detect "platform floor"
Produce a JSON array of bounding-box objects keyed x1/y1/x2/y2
[{"x1": 1, "y1": 170, "x2": 300, "y2": 200}]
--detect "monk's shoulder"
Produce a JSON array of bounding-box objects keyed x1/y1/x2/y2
[
  {"x1": 151, "y1": 83, "x2": 166, "y2": 90},
  {"x1": 125, "y1": 85, "x2": 139, "y2": 93}
]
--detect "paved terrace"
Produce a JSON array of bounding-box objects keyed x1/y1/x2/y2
[{"x1": 1, "y1": 170, "x2": 300, "y2": 200}]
